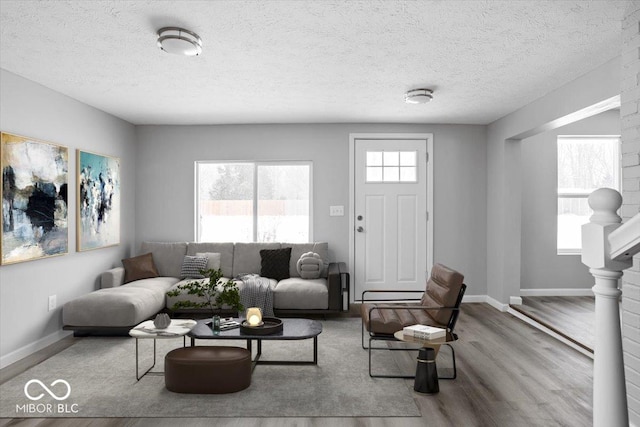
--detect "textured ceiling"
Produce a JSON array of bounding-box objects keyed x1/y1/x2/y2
[{"x1": 0, "y1": 0, "x2": 631, "y2": 125}]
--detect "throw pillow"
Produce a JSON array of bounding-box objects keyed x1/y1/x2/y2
[
  {"x1": 195, "y1": 252, "x2": 221, "y2": 271},
  {"x1": 122, "y1": 253, "x2": 159, "y2": 284},
  {"x1": 296, "y1": 252, "x2": 323, "y2": 279},
  {"x1": 260, "y1": 247, "x2": 292, "y2": 281},
  {"x1": 180, "y1": 255, "x2": 209, "y2": 279}
]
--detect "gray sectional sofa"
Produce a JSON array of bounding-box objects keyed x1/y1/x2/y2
[{"x1": 63, "y1": 241, "x2": 348, "y2": 335}]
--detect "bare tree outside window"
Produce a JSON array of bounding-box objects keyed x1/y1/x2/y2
[
  {"x1": 557, "y1": 136, "x2": 620, "y2": 254},
  {"x1": 196, "y1": 161, "x2": 311, "y2": 243}
]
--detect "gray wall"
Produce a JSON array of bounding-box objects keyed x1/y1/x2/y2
[
  {"x1": 486, "y1": 57, "x2": 621, "y2": 306},
  {"x1": 135, "y1": 123, "x2": 487, "y2": 296},
  {"x1": 0, "y1": 70, "x2": 137, "y2": 366},
  {"x1": 520, "y1": 110, "x2": 620, "y2": 291}
]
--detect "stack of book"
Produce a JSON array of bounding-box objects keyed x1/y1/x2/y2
[
  {"x1": 402, "y1": 324, "x2": 446, "y2": 340},
  {"x1": 205, "y1": 318, "x2": 241, "y2": 330}
]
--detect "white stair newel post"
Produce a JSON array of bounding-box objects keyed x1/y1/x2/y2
[{"x1": 581, "y1": 188, "x2": 631, "y2": 427}]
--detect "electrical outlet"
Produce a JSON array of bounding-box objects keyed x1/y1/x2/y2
[
  {"x1": 48, "y1": 295, "x2": 57, "y2": 311},
  {"x1": 329, "y1": 205, "x2": 344, "y2": 216}
]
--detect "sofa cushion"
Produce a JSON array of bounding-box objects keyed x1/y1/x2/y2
[
  {"x1": 272, "y1": 278, "x2": 328, "y2": 310},
  {"x1": 122, "y1": 253, "x2": 159, "y2": 283},
  {"x1": 140, "y1": 242, "x2": 188, "y2": 278},
  {"x1": 188, "y1": 243, "x2": 234, "y2": 277},
  {"x1": 232, "y1": 243, "x2": 281, "y2": 277},
  {"x1": 166, "y1": 277, "x2": 238, "y2": 310},
  {"x1": 63, "y1": 284, "x2": 169, "y2": 327},
  {"x1": 260, "y1": 248, "x2": 292, "y2": 281},
  {"x1": 180, "y1": 255, "x2": 209, "y2": 279},
  {"x1": 124, "y1": 276, "x2": 180, "y2": 292},
  {"x1": 285, "y1": 243, "x2": 329, "y2": 278},
  {"x1": 195, "y1": 252, "x2": 221, "y2": 271}
]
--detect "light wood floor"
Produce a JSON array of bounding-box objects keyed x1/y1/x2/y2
[
  {"x1": 0, "y1": 303, "x2": 593, "y2": 426},
  {"x1": 512, "y1": 296, "x2": 595, "y2": 352}
]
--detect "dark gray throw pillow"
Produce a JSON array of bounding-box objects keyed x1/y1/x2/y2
[
  {"x1": 260, "y1": 247, "x2": 292, "y2": 281},
  {"x1": 180, "y1": 255, "x2": 209, "y2": 279}
]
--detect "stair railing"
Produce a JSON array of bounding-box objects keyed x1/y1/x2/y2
[{"x1": 581, "y1": 188, "x2": 640, "y2": 427}]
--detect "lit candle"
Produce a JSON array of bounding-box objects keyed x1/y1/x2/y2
[{"x1": 246, "y1": 307, "x2": 262, "y2": 326}]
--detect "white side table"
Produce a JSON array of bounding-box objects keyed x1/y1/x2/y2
[{"x1": 129, "y1": 319, "x2": 197, "y2": 380}]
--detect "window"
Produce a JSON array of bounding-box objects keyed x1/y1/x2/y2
[
  {"x1": 557, "y1": 136, "x2": 620, "y2": 254},
  {"x1": 196, "y1": 161, "x2": 312, "y2": 243},
  {"x1": 366, "y1": 150, "x2": 417, "y2": 182}
]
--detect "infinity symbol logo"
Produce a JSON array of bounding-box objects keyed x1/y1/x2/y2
[{"x1": 24, "y1": 379, "x2": 71, "y2": 401}]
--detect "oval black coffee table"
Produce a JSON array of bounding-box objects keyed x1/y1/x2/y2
[{"x1": 188, "y1": 318, "x2": 322, "y2": 368}]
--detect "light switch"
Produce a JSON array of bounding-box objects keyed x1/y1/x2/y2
[{"x1": 329, "y1": 205, "x2": 344, "y2": 216}]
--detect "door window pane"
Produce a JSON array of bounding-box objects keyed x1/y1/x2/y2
[
  {"x1": 383, "y1": 151, "x2": 400, "y2": 166},
  {"x1": 383, "y1": 166, "x2": 400, "y2": 182},
  {"x1": 367, "y1": 151, "x2": 383, "y2": 166},
  {"x1": 400, "y1": 167, "x2": 417, "y2": 182},
  {"x1": 367, "y1": 166, "x2": 383, "y2": 182},
  {"x1": 366, "y1": 150, "x2": 417, "y2": 183},
  {"x1": 400, "y1": 151, "x2": 416, "y2": 166}
]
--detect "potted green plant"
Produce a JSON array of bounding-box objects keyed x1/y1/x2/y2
[{"x1": 166, "y1": 268, "x2": 243, "y2": 331}]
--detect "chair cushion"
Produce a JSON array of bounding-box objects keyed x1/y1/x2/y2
[
  {"x1": 361, "y1": 303, "x2": 442, "y2": 335},
  {"x1": 361, "y1": 263, "x2": 464, "y2": 335},
  {"x1": 421, "y1": 263, "x2": 464, "y2": 325}
]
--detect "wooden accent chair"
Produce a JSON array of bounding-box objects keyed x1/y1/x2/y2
[{"x1": 361, "y1": 263, "x2": 466, "y2": 378}]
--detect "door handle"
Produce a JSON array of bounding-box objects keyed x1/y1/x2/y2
[{"x1": 357, "y1": 226, "x2": 364, "y2": 232}]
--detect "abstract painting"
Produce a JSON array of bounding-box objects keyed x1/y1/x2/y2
[
  {"x1": 77, "y1": 150, "x2": 120, "y2": 251},
  {"x1": 1, "y1": 132, "x2": 69, "y2": 265}
]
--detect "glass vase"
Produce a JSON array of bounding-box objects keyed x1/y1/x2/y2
[{"x1": 212, "y1": 314, "x2": 221, "y2": 334}]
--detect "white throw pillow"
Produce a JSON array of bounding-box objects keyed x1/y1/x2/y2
[
  {"x1": 296, "y1": 252, "x2": 323, "y2": 279},
  {"x1": 195, "y1": 252, "x2": 222, "y2": 272}
]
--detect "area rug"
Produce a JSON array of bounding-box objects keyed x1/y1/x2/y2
[{"x1": 0, "y1": 318, "x2": 420, "y2": 418}]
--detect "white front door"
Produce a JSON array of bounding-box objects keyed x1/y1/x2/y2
[{"x1": 353, "y1": 137, "x2": 431, "y2": 300}]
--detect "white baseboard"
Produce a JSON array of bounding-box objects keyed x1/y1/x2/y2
[
  {"x1": 486, "y1": 296, "x2": 509, "y2": 312},
  {"x1": 510, "y1": 296, "x2": 523, "y2": 305},
  {"x1": 462, "y1": 295, "x2": 511, "y2": 311},
  {"x1": 461, "y1": 295, "x2": 486, "y2": 303},
  {"x1": 0, "y1": 329, "x2": 72, "y2": 369},
  {"x1": 520, "y1": 288, "x2": 593, "y2": 297}
]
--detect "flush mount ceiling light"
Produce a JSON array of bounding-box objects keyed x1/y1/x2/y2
[
  {"x1": 404, "y1": 88, "x2": 433, "y2": 104},
  {"x1": 157, "y1": 27, "x2": 202, "y2": 56}
]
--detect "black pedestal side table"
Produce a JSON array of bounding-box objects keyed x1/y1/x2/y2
[{"x1": 393, "y1": 330, "x2": 457, "y2": 394}]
